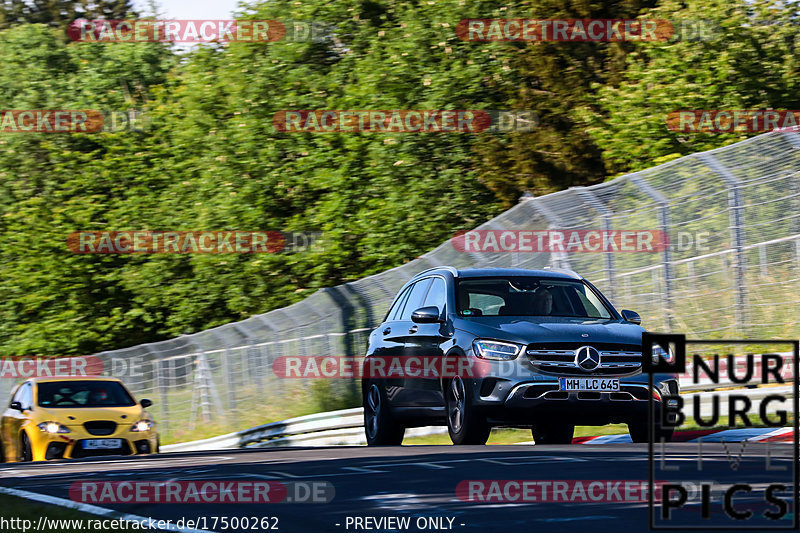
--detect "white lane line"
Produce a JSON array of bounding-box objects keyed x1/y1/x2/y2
[
  {"x1": 267, "y1": 470, "x2": 301, "y2": 478},
  {"x1": 0, "y1": 456, "x2": 239, "y2": 478},
  {"x1": 397, "y1": 462, "x2": 451, "y2": 470},
  {"x1": 536, "y1": 515, "x2": 618, "y2": 522},
  {"x1": 341, "y1": 466, "x2": 387, "y2": 473},
  {"x1": 0, "y1": 485, "x2": 218, "y2": 533},
  {"x1": 232, "y1": 473, "x2": 281, "y2": 480}
]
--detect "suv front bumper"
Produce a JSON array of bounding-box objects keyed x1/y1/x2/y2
[{"x1": 472, "y1": 374, "x2": 677, "y2": 426}]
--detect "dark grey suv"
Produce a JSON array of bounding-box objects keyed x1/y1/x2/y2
[{"x1": 362, "y1": 266, "x2": 678, "y2": 445}]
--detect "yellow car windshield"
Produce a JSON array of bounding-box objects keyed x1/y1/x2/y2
[{"x1": 37, "y1": 381, "x2": 136, "y2": 408}]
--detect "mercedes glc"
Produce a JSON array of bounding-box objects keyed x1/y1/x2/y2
[{"x1": 362, "y1": 267, "x2": 677, "y2": 445}]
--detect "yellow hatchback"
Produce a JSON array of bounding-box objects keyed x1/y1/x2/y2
[{"x1": 0, "y1": 377, "x2": 158, "y2": 462}]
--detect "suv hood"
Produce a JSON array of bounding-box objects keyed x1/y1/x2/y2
[{"x1": 456, "y1": 316, "x2": 645, "y2": 346}]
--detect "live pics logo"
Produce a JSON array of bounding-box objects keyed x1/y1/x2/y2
[{"x1": 644, "y1": 333, "x2": 799, "y2": 529}]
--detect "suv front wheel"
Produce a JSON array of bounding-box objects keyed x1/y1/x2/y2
[
  {"x1": 446, "y1": 376, "x2": 490, "y2": 445},
  {"x1": 364, "y1": 380, "x2": 405, "y2": 445}
]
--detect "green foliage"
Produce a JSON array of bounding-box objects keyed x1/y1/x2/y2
[
  {"x1": 582, "y1": 0, "x2": 800, "y2": 174},
  {"x1": 0, "y1": 0, "x2": 137, "y2": 33},
  {"x1": 472, "y1": 0, "x2": 659, "y2": 206}
]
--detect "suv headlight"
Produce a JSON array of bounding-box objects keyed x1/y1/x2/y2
[
  {"x1": 130, "y1": 420, "x2": 153, "y2": 432},
  {"x1": 473, "y1": 340, "x2": 522, "y2": 361},
  {"x1": 37, "y1": 422, "x2": 71, "y2": 434}
]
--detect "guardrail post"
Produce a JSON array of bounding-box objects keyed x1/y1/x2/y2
[
  {"x1": 575, "y1": 188, "x2": 616, "y2": 302},
  {"x1": 699, "y1": 153, "x2": 747, "y2": 335},
  {"x1": 630, "y1": 175, "x2": 674, "y2": 331}
]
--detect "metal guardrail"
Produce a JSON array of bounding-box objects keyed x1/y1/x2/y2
[
  {"x1": 161, "y1": 408, "x2": 447, "y2": 452},
  {"x1": 161, "y1": 408, "x2": 364, "y2": 452}
]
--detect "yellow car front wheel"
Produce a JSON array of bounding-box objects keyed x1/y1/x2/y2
[{"x1": 20, "y1": 432, "x2": 33, "y2": 462}]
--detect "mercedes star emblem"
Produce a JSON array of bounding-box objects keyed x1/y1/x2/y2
[{"x1": 574, "y1": 346, "x2": 601, "y2": 372}]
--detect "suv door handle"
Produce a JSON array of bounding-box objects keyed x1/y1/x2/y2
[
  {"x1": 408, "y1": 325, "x2": 418, "y2": 334},
  {"x1": 382, "y1": 327, "x2": 391, "y2": 335}
]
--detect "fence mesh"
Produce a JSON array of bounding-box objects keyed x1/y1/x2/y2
[{"x1": 3, "y1": 129, "x2": 799, "y2": 441}]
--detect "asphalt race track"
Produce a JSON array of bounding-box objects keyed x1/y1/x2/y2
[{"x1": 0, "y1": 444, "x2": 797, "y2": 532}]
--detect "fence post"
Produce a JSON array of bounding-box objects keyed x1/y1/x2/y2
[
  {"x1": 257, "y1": 315, "x2": 280, "y2": 393},
  {"x1": 575, "y1": 188, "x2": 616, "y2": 301},
  {"x1": 223, "y1": 347, "x2": 237, "y2": 424},
  {"x1": 144, "y1": 345, "x2": 168, "y2": 438},
  {"x1": 630, "y1": 175, "x2": 674, "y2": 331},
  {"x1": 529, "y1": 196, "x2": 571, "y2": 270},
  {"x1": 796, "y1": 238, "x2": 800, "y2": 271},
  {"x1": 699, "y1": 153, "x2": 747, "y2": 334},
  {"x1": 324, "y1": 286, "x2": 360, "y2": 403},
  {"x1": 781, "y1": 130, "x2": 800, "y2": 149}
]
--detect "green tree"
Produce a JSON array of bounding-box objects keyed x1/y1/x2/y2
[
  {"x1": 0, "y1": 0, "x2": 137, "y2": 33},
  {"x1": 582, "y1": 0, "x2": 800, "y2": 174},
  {"x1": 472, "y1": 0, "x2": 658, "y2": 206}
]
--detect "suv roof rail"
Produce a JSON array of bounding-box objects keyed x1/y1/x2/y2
[
  {"x1": 413, "y1": 265, "x2": 458, "y2": 278},
  {"x1": 543, "y1": 266, "x2": 583, "y2": 279}
]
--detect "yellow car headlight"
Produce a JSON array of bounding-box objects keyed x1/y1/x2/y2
[
  {"x1": 130, "y1": 420, "x2": 152, "y2": 432},
  {"x1": 37, "y1": 422, "x2": 71, "y2": 434}
]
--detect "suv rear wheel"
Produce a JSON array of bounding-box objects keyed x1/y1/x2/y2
[
  {"x1": 364, "y1": 381, "x2": 405, "y2": 445},
  {"x1": 446, "y1": 376, "x2": 490, "y2": 445}
]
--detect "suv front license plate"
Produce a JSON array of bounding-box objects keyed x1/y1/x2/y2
[
  {"x1": 559, "y1": 377, "x2": 619, "y2": 391},
  {"x1": 82, "y1": 439, "x2": 123, "y2": 450}
]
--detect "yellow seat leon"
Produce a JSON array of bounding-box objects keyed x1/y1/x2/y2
[{"x1": 0, "y1": 377, "x2": 159, "y2": 462}]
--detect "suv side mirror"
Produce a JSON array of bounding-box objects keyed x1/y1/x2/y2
[
  {"x1": 411, "y1": 306, "x2": 443, "y2": 324},
  {"x1": 621, "y1": 310, "x2": 641, "y2": 325},
  {"x1": 9, "y1": 401, "x2": 23, "y2": 412},
  {"x1": 140, "y1": 399, "x2": 153, "y2": 409}
]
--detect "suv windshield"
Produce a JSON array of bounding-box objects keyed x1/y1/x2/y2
[
  {"x1": 456, "y1": 277, "x2": 612, "y2": 319},
  {"x1": 37, "y1": 381, "x2": 136, "y2": 408}
]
